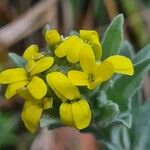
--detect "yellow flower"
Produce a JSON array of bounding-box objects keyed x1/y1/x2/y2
[
  {"x1": 55, "y1": 35, "x2": 84, "y2": 63},
  {"x1": 54, "y1": 30, "x2": 102, "y2": 63},
  {"x1": 68, "y1": 44, "x2": 134, "y2": 90},
  {"x1": 45, "y1": 29, "x2": 61, "y2": 45},
  {"x1": 23, "y1": 44, "x2": 44, "y2": 61},
  {"x1": 80, "y1": 30, "x2": 102, "y2": 60},
  {"x1": 59, "y1": 99, "x2": 91, "y2": 130},
  {"x1": 0, "y1": 47, "x2": 54, "y2": 100},
  {"x1": 18, "y1": 88, "x2": 52, "y2": 133},
  {"x1": 46, "y1": 72, "x2": 91, "y2": 129}
]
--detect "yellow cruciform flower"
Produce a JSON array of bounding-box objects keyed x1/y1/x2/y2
[
  {"x1": 59, "y1": 99, "x2": 91, "y2": 130},
  {"x1": 80, "y1": 30, "x2": 102, "y2": 60},
  {"x1": 54, "y1": 30, "x2": 102, "y2": 63},
  {"x1": 55, "y1": 35, "x2": 84, "y2": 63},
  {"x1": 18, "y1": 88, "x2": 52, "y2": 133},
  {"x1": 23, "y1": 44, "x2": 44, "y2": 61},
  {"x1": 0, "y1": 45, "x2": 54, "y2": 99},
  {"x1": 45, "y1": 29, "x2": 61, "y2": 45},
  {"x1": 68, "y1": 43, "x2": 134, "y2": 90},
  {"x1": 46, "y1": 72, "x2": 91, "y2": 129}
]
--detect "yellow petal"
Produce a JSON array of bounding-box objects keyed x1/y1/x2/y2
[
  {"x1": 17, "y1": 87, "x2": 36, "y2": 102},
  {"x1": 33, "y1": 53, "x2": 45, "y2": 60},
  {"x1": 68, "y1": 70, "x2": 89, "y2": 86},
  {"x1": 94, "y1": 61, "x2": 114, "y2": 82},
  {"x1": 105, "y1": 55, "x2": 134, "y2": 75},
  {"x1": 5, "y1": 81, "x2": 29, "y2": 99},
  {"x1": 80, "y1": 30, "x2": 102, "y2": 60},
  {"x1": 66, "y1": 36, "x2": 83, "y2": 63},
  {"x1": 55, "y1": 36, "x2": 83, "y2": 63},
  {"x1": 72, "y1": 99, "x2": 91, "y2": 129},
  {"x1": 49, "y1": 87, "x2": 66, "y2": 101},
  {"x1": 17, "y1": 88, "x2": 52, "y2": 110},
  {"x1": 46, "y1": 72, "x2": 80, "y2": 101},
  {"x1": 80, "y1": 30, "x2": 99, "y2": 41},
  {"x1": 42, "y1": 97, "x2": 53, "y2": 110},
  {"x1": 0, "y1": 68, "x2": 28, "y2": 84},
  {"x1": 26, "y1": 60, "x2": 36, "y2": 72},
  {"x1": 27, "y1": 76, "x2": 47, "y2": 99},
  {"x1": 23, "y1": 44, "x2": 39, "y2": 60},
  {"x1": 59, "y1": 102, "x2": 74, "y2": 126},
  {"x1": 92, "y1": 42, "x2": 102, "y2": 60},
  {"x1": 31, "y1": 57, "x2": 54, "y2": 75},
  {"x1": 21, "y1": 100, "x2": 43, "y2": 133},
  {"x1": 80, "y1": 44, "x2": 96, "y2": 74},
  {"x1": 45, "y1": 29, "x2": 61, "y2": 45},
  {"x1": 66, "y1": 44, "x2": 81, "y2": 63},
  {"x1": 87, "y1": 81, "x2": 101, "y2": 90}
]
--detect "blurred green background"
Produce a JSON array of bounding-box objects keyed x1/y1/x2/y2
[{"x1": 0, "y1": 0, "x2": 150, "y2": 149}]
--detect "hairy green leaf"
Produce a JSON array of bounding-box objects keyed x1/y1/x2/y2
[
  {"x1": 40, "y1": 114, "x2": 63, "y2": 129},
  {"x1": 133, "y1": 44, "x2": 150, "y2": 64},
  {"x1": 132, "y1": 100, "x2": 150, "y2": 150},
  {"x1": 98, "y1": 101, "x2": 119, "y2": 127},
  {"x1": 8, "y1": 53, "x2": 27, "y2": 67},
  {"x1": 110, "y1": 113, "x2": 132, "y2": 128},
  {"x1": 106, "y1": 45, "x2": 150, "y2": 112},
  {"x1": 102, "y1": 14, "x2": 124, "y2": 60},
  {"x1": 110, "y1": 125, "x2": 130, "y2": 150},
  {"x1": 119, "y1": 41, "x2": 135, "y2": 59}
]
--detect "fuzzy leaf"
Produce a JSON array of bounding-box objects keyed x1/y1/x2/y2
[
  {"x1": 102, "y1": 14, "x2": 124, "y2": 60},
  {"x1": 130, "y1": 91, "x2": 141, "y2": 125},
  {"x1": 132, "y1": 100, "x2": 150, "y2": 150},
  {"x1": 8, "y1": 53, "x2": 27, "y2": 67},
  {"x1": 110, "y1": 125, "x2": 130, "y2": 150},
  {"x1": 121, "y1": 126, "x2": 131, "y2": 150},
  {"x1": 40, "y1": 114, "x2": 63, "y2": 129},
  {"x1": 106, "y1": 44, "x2": 150, "y2": 112},
  {"x1": 98, "y1": 101, "x2": 120, "y2": 127},
  {"x1": 133, "y1": 44, "x2": 150, "y2": 64},
  {"x1": 119, "y1": 41, "x2": 135, "y2": 59},
  {"x1": 113, "y1": 113, "x2": 132, "y2": 128},
  {"x1": 102, "y1": 142, "x2": 118, "y2": 150}
]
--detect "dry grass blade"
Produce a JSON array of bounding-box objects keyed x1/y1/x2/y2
[{"x1": 0, "y1": 0, "x2": 58, "y2": 50}]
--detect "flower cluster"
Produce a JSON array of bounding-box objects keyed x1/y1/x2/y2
[{"x1": 0, "y1": 29, "x2": 134, "y2": 133}]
